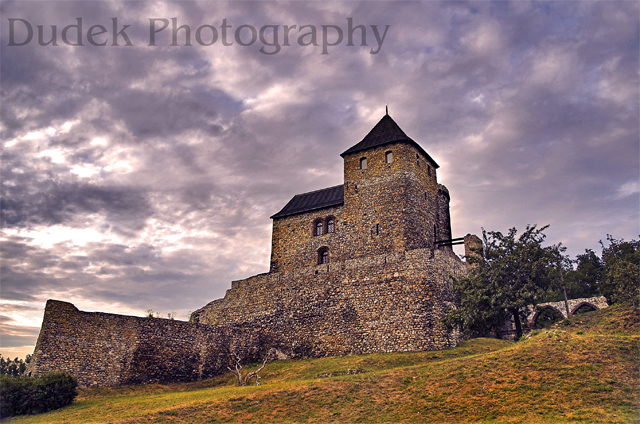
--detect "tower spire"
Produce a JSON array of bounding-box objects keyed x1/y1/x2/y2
[{"x1": 385, "y1": 105, "x2": 389, "y2": 115}]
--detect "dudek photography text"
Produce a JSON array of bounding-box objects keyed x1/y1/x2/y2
[{"x1": 6, "y1": 17, "x2": 391, "y2": 54}]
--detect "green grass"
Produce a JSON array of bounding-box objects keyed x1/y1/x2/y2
[{"x1": 6, "y1": 304, "x2": 639, "y2": 423}]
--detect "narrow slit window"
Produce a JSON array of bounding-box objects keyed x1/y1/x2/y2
[{"x1": 360, "y1": 157, "x2": 367, "y2": 170}]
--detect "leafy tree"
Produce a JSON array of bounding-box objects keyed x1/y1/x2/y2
[
  {"x1": 572, "y1": 249, "x2": 603, "y2": 298},
  {"x1": 445, "y1": 224, "x2": 562, "y2": 340},
  {"x1": 547, "y1": 249, "x2": 603, "y2": 301},
  {"x1": 599, "y1": 235, "x2": 639, "y2": 307},
  {"x1": 0, "y1": 355, "x2": 30, "y2": 377}
]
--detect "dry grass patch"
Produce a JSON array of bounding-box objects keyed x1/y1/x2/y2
[{"x1": 7, "y1": 304, "x2": 638, "y2": 424}]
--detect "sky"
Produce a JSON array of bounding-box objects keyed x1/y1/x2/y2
[{"x1": 1, "y1": 1, "x2": 638, "y2": 359}]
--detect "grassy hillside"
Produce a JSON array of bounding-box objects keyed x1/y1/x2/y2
[{"x1": 7, "y1": 304, "x2": 639, "y2": 424}]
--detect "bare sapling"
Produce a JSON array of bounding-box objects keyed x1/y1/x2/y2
[{"x1": 227, "y1": 348, "x2": 275, "y2": 386}]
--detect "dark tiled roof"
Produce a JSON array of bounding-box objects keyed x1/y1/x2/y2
[
  {"x1": 340, "y1": 114, "x2": 439, "y2": 168},
  {"x1": 271, "y1": 184, "x2": 344, "y2": 219}
]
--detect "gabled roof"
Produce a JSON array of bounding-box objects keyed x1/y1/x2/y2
[
  {"x1": 270, "y1": 184, "x2": 344, "y2": 219},
  {"x1": 340, "y1": 114, "x2": 439, "y2": 168}
]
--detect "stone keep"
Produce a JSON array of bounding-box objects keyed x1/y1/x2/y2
[
  {"x1": 29, "y1": 114, "x2": 478, "y2": 386},
  {"x1": 191, "y1": 114, "x2": 475, "y2": 357},
  {"x1": 267, "y1": 114, "x2": 453, "y2": 272}
]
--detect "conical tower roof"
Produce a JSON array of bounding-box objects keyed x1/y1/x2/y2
[{"x1": 340, "y1": 114, "x2": 438, "y2": 168}]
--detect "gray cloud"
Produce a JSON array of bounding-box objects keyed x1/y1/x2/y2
[{"x1": 0, "y1": 0, "x2": 637, "y2": 358}]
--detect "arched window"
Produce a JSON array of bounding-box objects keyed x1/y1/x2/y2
[
  {"x1": 359, "y1": 157, "x2": 367, "y2": 170},
  {"x1": 318, "y1": 247, "x2": 329, "y2": 265},
  {"x1": 327, "y1": 217, "x2": 335, "y2": 233},
  {"x1": 313, "y1": 219, "x2": 324, "y2": 236},
  {"x1": 385, "y1": 151, "x2": 393, "y2": 164}
]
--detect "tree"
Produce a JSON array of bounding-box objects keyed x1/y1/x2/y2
[
  {"x1": 599, "y1": 235, "x2": 639, "y2": 307},
  {"x1": 227, "y1": 349, "x2": 276, "y2": 386},
  {"x1": 0, "y1": 355, "x2": 30, "y2": 377},
  {"x1": 548, "y1": 249, "x2": 603, "y2": 301},
  {"x1": 572, "y1": 249, "x2": 603, "y2": 298},
  {"x1": 444, "y1": 224, "x2": 562, "y2": 340}
]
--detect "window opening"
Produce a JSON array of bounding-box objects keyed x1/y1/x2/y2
[
  {"x1": 315, "y1": 221, "x2": 324, "y2": 236},
  {"x1": 318, "y1": 248, "x2": 329, "y2": 265},
  {"x1": 375, "y1": 223, "x2": 380, "y2": 235},
  {"x1": 327, "y1": 218, "x2": 335, "y2": 233},
  {"x1": 385, "y1": 151, "x2": 393, "y2": 164},
  {"x1": 360, "y1": 157, "x2": 367, "y2": 170}
]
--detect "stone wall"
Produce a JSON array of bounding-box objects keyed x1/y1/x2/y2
[
  {"x1": 342, "y1": 142, "x2": 440, "y2": 258},
  {"x1": 270, "y1": 142, "x2": 450, "y2": 273},
  {"x1": 436, "y1": 185, "x2": 453, "y2": 249},
  {"x1": 270, "y1": 205, "x2": 344, "y2": 272},
  {"x1": 495, "y1": 296, "x2": 609, "y2": 339},
  {"x1": 528, "y1": 296, "x2": 609, "y2": 324},
  {"x1": 28, "y1": 300, "x2": 270, "y2": 387},
  {"x1": 192, "y1": 248, "x2": 468, "y2": 357}
]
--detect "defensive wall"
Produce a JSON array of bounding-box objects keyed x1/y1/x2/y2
[
  {"x1": 28, "y1": 238, "x2": 476, "y2": 387},
  {"x1": 191, "y1": 247, "x2": 469, "y2": 357},
  {"x1": 28, "y1": 300, "x2": 271, "y2": 387}
]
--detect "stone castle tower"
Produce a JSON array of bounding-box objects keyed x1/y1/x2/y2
[{"x1": 269, "y1": 113, "x2": 453, "y2": 273}]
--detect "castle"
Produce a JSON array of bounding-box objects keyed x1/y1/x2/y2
[
  {"x1": 269, "y1": 112, "x2": 454, "y2": 273},
  {"x1": 28, "y1": 114, "x2": 480, "y2": 386}
]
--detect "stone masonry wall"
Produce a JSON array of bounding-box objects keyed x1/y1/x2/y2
[
  {"x1": 436, "y1": 185, "x2": 453, "y2": 249},
  {"x1": 270, "y1": 205, "x2": 344, "y2": 272},
  {"x1": 342, "y1": 142, "x2": 440, "y2": 259},
  {"x1": 270, "y1": 142, "x2": 448, "y2": 274},
  {"x1": 28, "y1": 300, "x2": 270, "y2": 387},
  {"x1": 192, "y1": 248, "x2": 467, "y2": 357}
]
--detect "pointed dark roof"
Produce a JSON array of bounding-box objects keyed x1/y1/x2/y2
[
  {"x1": 270, "y1": 184, "x2": 344, "y2": 219},
  {"x1": 340, "y1": 114, "x2": 439, "y2": 168}
]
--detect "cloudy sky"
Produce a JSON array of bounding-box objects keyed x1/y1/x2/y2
[{"x1": 1, "y1": 1, "x2": 638, "y2": 359}]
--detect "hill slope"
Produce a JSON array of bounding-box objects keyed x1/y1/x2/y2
[{"x1": 8, "y1": 304, "x2": 639, "y2": 424}]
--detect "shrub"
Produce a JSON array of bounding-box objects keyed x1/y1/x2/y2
[{"x1": 0, "y1": 372, "x2": 78, "y2": 418}]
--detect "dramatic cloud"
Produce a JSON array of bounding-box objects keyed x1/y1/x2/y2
[{"x1": 1, "y1": 0, "x2": 638, "y2": 359}]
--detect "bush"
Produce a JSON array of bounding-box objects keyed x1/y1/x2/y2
[{"x1": 0, "y1": 372, "x2": 78, "y2": 418}]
